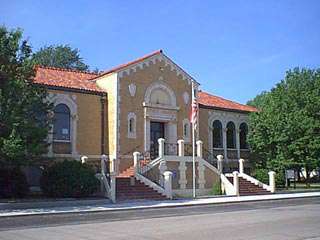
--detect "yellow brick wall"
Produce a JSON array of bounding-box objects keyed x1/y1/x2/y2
[
  {"x1": 96, "y1": 73, "x2": 117, "y2": 158},
  {"x1": 48, "y1": 89, "x2": 104, "y2": 157},
  {"x1": 118, "y1": 59, "x2": 193, "y2": 169}
]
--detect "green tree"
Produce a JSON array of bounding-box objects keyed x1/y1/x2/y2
[
  {"x1": 0, "y1": 26, "x2": 52, "y2": 167},
  {"x1": 248, "y1": 68, "x2": 320, "y2": 186},
  {"x1": 32, "y1": 44, "x2": 89, "y2": 71}
]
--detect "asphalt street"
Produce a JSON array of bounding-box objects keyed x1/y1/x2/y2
[{"x1": 0, "y1": 197, "x2": 319, "y2": 239}]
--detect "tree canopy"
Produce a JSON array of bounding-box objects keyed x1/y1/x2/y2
[
  {"x1": 0, "y1": 26, "x2": 52, "y2": 167},
  {"x1": 247, "y1": 68, "x2": 320, "y2": 182},
  {"x1": 32, "y1": 44, "x2": 89, "y2": 71}
]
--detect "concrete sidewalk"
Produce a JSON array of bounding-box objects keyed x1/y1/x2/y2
[{"x1": 1, "y1": 192, "x2": 320, "y2": 217}]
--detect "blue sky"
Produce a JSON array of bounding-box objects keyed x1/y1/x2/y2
[{"x1": 2, "y1": 0, "x2": 320, "y2": 103}]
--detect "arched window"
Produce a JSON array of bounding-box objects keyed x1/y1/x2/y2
[
  {"x1": 240, "y1": 122, "x2": 248, "y2": 149},
  {"x1": 127, "y1": 112, "x2": 136, "y2": 138},
  {"x1": 226, "y1": 121, "x2": 236, "y2": 149},
  {"x1": 212, "y1": 120, "x2": 223, "y2": 148},
  {"x1": 53, "y1": 104, "x2": 70, "y2": 141}
]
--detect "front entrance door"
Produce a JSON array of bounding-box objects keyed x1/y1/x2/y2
[{"x1": 150, "y1": 122, "x2": 164, "y2": 159}]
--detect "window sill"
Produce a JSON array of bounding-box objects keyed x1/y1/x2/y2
[
  {"x1": 213, "y1": 148, "x2": 224, "y2": 150},
  {"x1": 53, "y1": 140, "x2": 71, "y2": 143}
]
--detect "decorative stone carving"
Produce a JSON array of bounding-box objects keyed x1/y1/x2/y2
[
  {"x1": 183, "y1": 92, "x2": 189, "y2": 105},
  {"x1": 128, "y1": 83, "x2": 136, "y2": 97}
]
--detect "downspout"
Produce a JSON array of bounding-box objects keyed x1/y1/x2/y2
[{"x1": 100, "y1": 93, "x2": 107, "y2": 154}]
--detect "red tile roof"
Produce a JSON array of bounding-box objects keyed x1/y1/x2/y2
[
  {"x1": 198, "y1": 91, "x2": 258, "y2": 113},
  {"x1": 33, "y1": 66, "x2": 105, "y2": 93},
  {"x1": 95, "y1": 49, "x2": 163, "y2": 79}
]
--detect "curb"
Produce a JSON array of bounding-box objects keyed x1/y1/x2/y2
[{"x1": 1, "y1": 192, "x2": 320, "y2": 218}]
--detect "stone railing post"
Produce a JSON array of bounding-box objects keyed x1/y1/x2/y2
[
  {"x1": 239, "y1": 158, "x2": 245, "y2": 174},
  {"x1": 101, "y1": 154, "x2": 108, "y2": 174},
  {"x1": 110, "y1": 158, "x2": 117, "y2": 203},
  {"x1": 164, "y1": 171, "x2": 173, "y2": 199},
  {"x1": 158, "y1": 138, "x2": 165, "y2": 158},
  {"x1": 133, "y1": 151, "x2": 140, "y2": 175},
  {"x1": 196, "y1": 140, "x2": 203, "y2": 158},
  {"x1": 268, "y1": 171, "x2": 276, "y2": 193},
  {"x1": 217, "y1": 155, "x2": 224, "y2": 173},
  {"x1": 81, "y1": 155, "x2": 88, "y2": 164},
  {"x1": 178, "y1": 161, "x2": 187, "y2": 189},
  {"x1": 177, "y1": 139, "x2": 184, "y2": 157},
  {"x1": 159, "y1": 161, "x2": 167, "y2": 187},
  {"x1": 233, "y1": 171, "x2": 239, "y2": 196}
]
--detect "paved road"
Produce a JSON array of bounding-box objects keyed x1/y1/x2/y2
[{"x1": 0, "y1": 197, "x2": 319, "y2": 240}]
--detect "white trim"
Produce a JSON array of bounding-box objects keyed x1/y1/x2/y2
[
  {"x1": 116, "y1": 52, "x2": 199, "y2": 86},
  {"x1": 144, "y1": 81, "x2": 177, "y2": 107}
]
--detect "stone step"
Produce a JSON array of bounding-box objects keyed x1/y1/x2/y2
[{"x1": 226, "y1": 176, "x2": 271, "y2": 196}]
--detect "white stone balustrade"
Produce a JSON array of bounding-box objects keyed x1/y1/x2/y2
[
  {"x1": 164, "y1": 171, "x2": 173, "y2": 199},
  {"x1": 268, "y1": 171, "x2": 276, "y2": 193},
  {"x1": 133, "y1": 151, "x2": 140, "y2": 175},
  {"x1": 159, "y1": 161, "x2": 167, "y2": 187},
  {"x1": 239, "y1": 158, "x2": 245, "y2": 174},
  {"x1": 101, "y1": 154, "x2": 108, "y2": 174},
  {"x1": 81, "y1": 155, "x2": 88, "y2": 164},
  {"x1": 196, "y1": 140, "x2": 203, "y2": 158},
  {"x1": 177, "y1": 139, "x2": 185, "y2": 157},
  {"x1": 217, "y1": 155, "x2": 224, "y2": 173},
  {"x1": 233, "y1": 171, "x2": 239, "y2": 196},
  {"x1": 158, "y1": 138, "x2": 165, "y2": 158}
]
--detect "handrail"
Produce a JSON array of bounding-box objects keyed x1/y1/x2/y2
[
  {"x1": 95, "y1": 172, "x2": 111, "y2": 199},
  {"x1": 220, "y1": 174, "x2": 236, "y2": 195},
  {"x1": 135, "y1": 173, "x2": 165, "y2": 195}
]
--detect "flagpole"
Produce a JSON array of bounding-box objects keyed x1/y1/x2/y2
[
  {"x1": 192, "y1": 117, "x2": 196, "y2": 198},
  {"x1": 192, "y1": 83, "x2": 196, "y2": 199}
]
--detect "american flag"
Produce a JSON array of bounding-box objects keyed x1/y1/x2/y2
[{"x1": 190, "y1": 82, "x2": 198, "y2": 130}]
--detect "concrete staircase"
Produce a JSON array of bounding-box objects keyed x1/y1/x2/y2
[
  {"x1": 228, "y1": 176, "x2": 271, "y2": 196},
  {"x1": 116, "y1": 165, "x2": 167, "y2": 201}
]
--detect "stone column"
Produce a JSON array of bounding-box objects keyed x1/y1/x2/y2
[
  {"x1": 133, "y1": 151, "x2": 140, "y2": 175},
  {"x1": 164, "y1": 171, "x2": 173, "y2": 199},
  {"x1": 178, "y1": 161, "x2": 187, "y2": 189},
  {"x1": 233, "y1": 171, "x2": 239, "y2": 196},
  {"x1": 223, "y1": 127, "x2": 228, "y2": 159},
  {"x1": 81, "y1": 155, "x2": 88, "y2": 164},
  {"x1": 158, "y1": 138, "x2": 165, "y2": 158},
  {"x1": 198, "y1": 160, "x2": 205, "y2": 190},
  {"x1": 236, "y1": 128, "x2": 240, "y2": 159},
  {"x1": 268, "y1": 171, "x2": 276, "y2": 193},
  {"x1": 217, "y1": 155, "x2": 224, "y2": 173},
  {"x1": 177, "y1": 139, "x2": 185, "y2": 157},
  {"x1": 110, "y1": 157, "x2": 117, "y2": 203},
  {"x1": 159, "y1": 161, "x2": 167, "y2": 187},
  {"x1": 239, "y1": 158, "x2": 245, "y2": 174},
  {"x1": 196, "y1": 140, "x2": 203, "y2": 158},
  {"x1": 101, "y1": 154, "x2": 108, "y2": 174}
]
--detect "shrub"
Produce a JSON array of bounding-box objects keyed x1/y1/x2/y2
[
  {"x1": 40, "y1": 160, "x2": 99, "y2": 198},
  {"x1": 254, "y1": 169, "x2": 269, "y2": 184},
  {"x1": 0, "y1": 168, "x2": 29, "y2": 198},
  {"x1": 254, "y1": 168, "x2": 286, "y2": 188},
  {"x1": 211, "y1": 182, "x2": 222, "y2": 195}
]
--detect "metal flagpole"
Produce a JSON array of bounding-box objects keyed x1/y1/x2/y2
[
  {"x1": 192, "y1": 83, "x2": 196, "y2": 199},
  {"x1": 192, "y1": 116, "x2": 196, "y2": 198}
]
